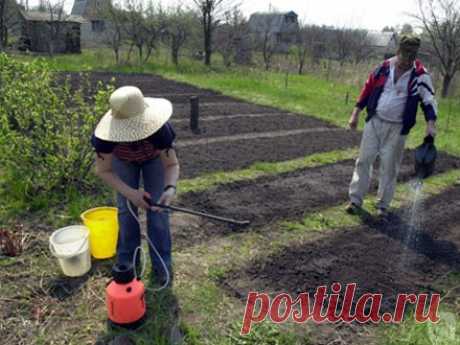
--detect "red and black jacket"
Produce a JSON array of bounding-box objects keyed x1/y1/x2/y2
[{"x1": 356, "y1": 59, "x2": 437, "y2": 135}]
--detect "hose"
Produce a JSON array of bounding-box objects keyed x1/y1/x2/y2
[{"x1": 126, "y1": 199, "x2": 170, "y2": 292}]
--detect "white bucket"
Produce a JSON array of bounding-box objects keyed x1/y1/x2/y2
[{"x1": 49, "y1": 225, "x2": 91, "y2": 277}]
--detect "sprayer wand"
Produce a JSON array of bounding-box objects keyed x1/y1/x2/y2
[{"x1": 143, "y1": 197, "x2": 251, "y2": 226}]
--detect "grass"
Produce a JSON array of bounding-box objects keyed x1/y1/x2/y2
[
  {"x1": 178, "y1": 148, "x2": 358, "y2": 193},
  {"x1": 380, "y1": 308, "x2": 460, "y2": 345}
]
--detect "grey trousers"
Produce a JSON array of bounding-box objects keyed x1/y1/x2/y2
[{"x1": 349, "y1": 116, "x2": 407, "y2": 209}]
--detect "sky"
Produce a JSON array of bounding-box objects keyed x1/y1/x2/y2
[{"x1": 26, "y1": 0, "x2": 420, "y2": 32}]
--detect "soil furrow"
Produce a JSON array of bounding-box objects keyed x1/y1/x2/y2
[
  {"x1": 174, "y1": 152, "x2": 460, "y2": 249},
  {"x1": 177, "y1": 128, "x2": 343, "y2": 147},
  {"x1": 179, "y1": 129, "x2": 361, "y2": 178}
]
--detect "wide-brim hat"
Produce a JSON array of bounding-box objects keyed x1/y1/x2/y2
[{"x1": 94, "y1": 86, "x2": 173, "y2": 142}]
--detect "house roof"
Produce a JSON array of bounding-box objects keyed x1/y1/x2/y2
[
  {"x1": 21, "y1": 10, "x2": 87, "y2": 23},
  {"x1": 367, "y1": 31, "x2": 397, "y2": 47},
  {"x1": 248, "y1": 12, "x2": 298, "y2": 34},
  {"x1": 71, "y1": 0, "x2": 111, "y2": 19}
]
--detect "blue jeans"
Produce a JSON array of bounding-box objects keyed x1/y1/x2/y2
[{"x1": 112, "y1": 156, "x2": 172, "y2": 276}]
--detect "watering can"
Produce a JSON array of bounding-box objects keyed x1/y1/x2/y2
[{"x1": 415, "y1": 135, "x2": 437, "y2": 179}]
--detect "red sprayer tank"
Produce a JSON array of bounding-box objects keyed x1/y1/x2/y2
[{"x1": 106, "y1": 263, "x2": 146, "y2": 329}]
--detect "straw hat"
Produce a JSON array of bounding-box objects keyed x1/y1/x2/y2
[{"x1": 94, "y1": 86, "x2": 173, "y2": 142}]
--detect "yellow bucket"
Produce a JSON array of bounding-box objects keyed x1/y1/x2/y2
[{"x1": 80, "y1": 207, "x2": 118, "y2": 259}]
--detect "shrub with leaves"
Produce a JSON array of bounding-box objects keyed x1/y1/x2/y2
[{"x1": 0, "y1": 54, "x2": 114, "y2": 209}]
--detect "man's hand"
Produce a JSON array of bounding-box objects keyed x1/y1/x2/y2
[
  {"x1": 348, "y1": 115, "x2": 359, "y2": 130},
  {"x1": 348, "y1": 107, "x2": 361, "y2": 130},
  {"x1": 426, "y1": 121, "x2": 437, "y2": 137},
  {"x1": 348, "y1": 114, "x2": 359, "y2": 130}
]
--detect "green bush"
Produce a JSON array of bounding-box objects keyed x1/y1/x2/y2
[{"x1": 0, "y1": 53, "x2": 114, "y2": 210}]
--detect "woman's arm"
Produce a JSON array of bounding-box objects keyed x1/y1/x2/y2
[
  {"x1": 154, "y1": 148, "x2": 180, "y2": 211},
  {"x1": 94, "y1": 153, "x2": 151, "y2": 209}
]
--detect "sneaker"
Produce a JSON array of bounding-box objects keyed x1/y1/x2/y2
[{"x1": 345, "y1": 202, "x2": 361, "y2": 214}]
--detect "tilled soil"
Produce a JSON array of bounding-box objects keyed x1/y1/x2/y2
[
  {"x1": 220, "y1": 185, "x2": 460, "y2": 344},
  {"x1": 171, "y1": 102, "x2": 289, "y2": 118},
  {"x1": 178, "y1": 129, "x2": 361, "y2": 178},
  {"x1": 174, "y1": 151, "x2": 460, "y2": 249},
  {"x1": 173, "y1": 113, "x2": 336, "y2": 139}
]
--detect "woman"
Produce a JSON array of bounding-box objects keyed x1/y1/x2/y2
[{"x1": 91, "y1": 86, "x2": 179, "y2": 286}]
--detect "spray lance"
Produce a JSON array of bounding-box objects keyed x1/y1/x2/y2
[{"x1": 105, "y1": 197, "x2": 250, "y2": 329}]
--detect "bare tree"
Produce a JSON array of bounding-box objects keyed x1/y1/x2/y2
[
  {"x1": 400, "y1": 23, "x2": 414, "y2": 34},
  {"x1": 251, "y1": 15, "x2": 279, "y2": 71},
  {"x1": 142, "y1": 1, "x2": 159, "y2": 63},
  {"x1": 193, "y1": 0, "x2": 230, "y2": 65},
  {"x1": 334, "y1": 28, "x2": 356, "y2": 66},
  {"x1": 102, "y1": 1, "x2": 125, "y2": 64},
  {"x1": 0, "y1": 0, "x2": 22, "y2": 50},
  {"x1": 413, "y1": 0, "x2": 460, "y2": 97},
  {"x1": 123, "y1": 0, "x2": 148, "y2": 64},
  {"x1": 0, "y1": 0, "x2": 10, "y2": 50},
  {"x1": 215, "y1": 6, "x2": 246, "y2": 67},
  {"x1": 45, "y1": 0, "x2": 68, "y2": 56},
  {"x1": 294, "y1": 23, "x2": 324, "y2": 74},
  {"x1": 349, "y1": 29, "x2": 372, "y2": 64},
  {"x1": 159, "y1": 6, "x2": 196, "y2": 66}
]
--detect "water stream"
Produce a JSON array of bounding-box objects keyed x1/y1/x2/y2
[{"x1": 399, "y1": 179, "x2": 425, "y2": 268}]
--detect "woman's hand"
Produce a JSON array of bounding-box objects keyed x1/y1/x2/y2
[
  {"x1": 153, "y1": 187, "x2": 176, "y2": 212},
  {"x1": 128, "y1": 189, "x2": 152, "y2": 210}
]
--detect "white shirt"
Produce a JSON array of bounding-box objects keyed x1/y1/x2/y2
[{"x1": 376, "y1": 57, "x2": 412, "y2": 123}]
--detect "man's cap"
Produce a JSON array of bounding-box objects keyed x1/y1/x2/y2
[{"x1": 399, "y1": 34, "x2": 421, "y2": 52}]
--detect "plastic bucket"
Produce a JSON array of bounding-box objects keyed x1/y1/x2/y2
[
  {"x1": 80, "y1": 207, "x2": 118, "y2": 259},
  {"x1": 49, "y1": 225, "x2": 91, "y2": 277}
]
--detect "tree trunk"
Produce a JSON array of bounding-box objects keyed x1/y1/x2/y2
[
  {"x1": 298, "y1": 51, "x2": 306, "y2": 75},
  {"x1": 137, "y1": 44, "x2": 143, "y2": 65},
  {"x1": 48, "y1": 40, "x2": 55, "y2": 57},
  {"x1": 172, "y1": 46, "x2": 179, "y2": 66},
  {"x1": 2, "y1": 27, "x2": 7, "y2": 49},
  {"x1": 114, "y1": 48, "x2": 119, "y2": 64},
  {"x1": 204, "y1": 13, "x2": 212, "y2": 66},
  {"x1": 441, "y1": 73, "x2": 453, "y2": 98},
  {"x1": 204, "y1": 33, "x2": 211, "y2": 65},
  {"x1": 127, "y1": 44, "x2": 134, "y2": 63},
  {"x1": 0, "y1": 2, "x2": 5, "y2": 50}
]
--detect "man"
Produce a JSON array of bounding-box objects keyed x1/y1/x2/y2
[{"x1": 346, "y1": 34, "x2": 437, "y2": 216}]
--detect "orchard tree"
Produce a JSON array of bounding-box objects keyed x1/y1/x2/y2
[
  {"x1": 0, "y1": 0, "x2": 22, "y2": 50},
  {"x1": 413, "y1": 0, "x2": 460, "y2": 97},
  {"x1": 193, "y1": 0, "x2": 231, "y2": 65},
  {"x1": 215, "y1": 6, "x2": 247, "y2": 67},
  {"x1": 102, "y1": 1, "x2": 126, "y2": 63},
  {"x1": 160, "y1": 7, "x2": 197, "y2": 66}
]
